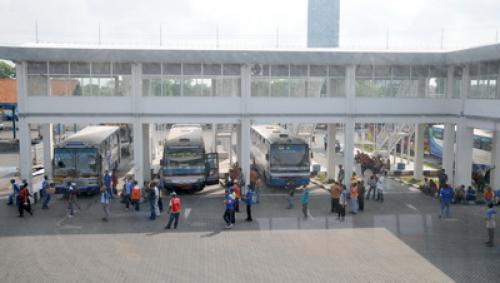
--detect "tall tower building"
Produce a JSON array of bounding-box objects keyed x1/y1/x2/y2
[{"x1": 307, "y1": 0, "x2": 340, "y2": 48}]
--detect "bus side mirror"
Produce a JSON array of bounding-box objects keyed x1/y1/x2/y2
[
  {"x1": 265, "y1": 154, "x2": 269, "y2": 161},
  {"x1": 160, "y1": 159, "x2": 165, "y2": 166}
]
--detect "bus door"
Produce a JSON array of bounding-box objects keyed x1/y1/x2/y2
[{"x1": 205, "y1": 153, "x2": 219, "y2": 185}]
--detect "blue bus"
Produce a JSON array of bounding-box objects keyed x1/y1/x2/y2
[
  {"x1": 429, "y1": 124, "x2": 492, "y2": 170},
  {"x1": 251, "y1": 125, "x2": 310, "y2": 187},
  {"x1": 160, "y1": 124, "x2": 219, "y2": 191},
  {"x1": 53, "y1": 126, "x2": 121, "y2": 194}
]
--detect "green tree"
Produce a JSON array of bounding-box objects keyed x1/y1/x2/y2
[{"x1": 0, "y1": 61, "x2": 15, "y2": 79}]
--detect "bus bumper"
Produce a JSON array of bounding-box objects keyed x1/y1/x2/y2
[
  {"x1": 268, "y1": 176, "x2": 310, "y2": 187},
  {"x1": 55, "y1": 185, "x2": 100, "y2": 195}
]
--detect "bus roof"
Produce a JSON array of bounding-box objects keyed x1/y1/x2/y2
[
  {"x1": 252, "y1": 124, "x2": 306, "y2": 144},
  {"x1": 58, "y1": 126, "x2": 120, "y2": 147},
  {"x1": 432, "y1": 124, "x2": 492, "y2": 138},
  {"x1": 166, "y1": 124, "x2": 204, "y2": 147}
]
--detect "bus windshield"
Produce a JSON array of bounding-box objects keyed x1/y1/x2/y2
[
  {"x1": 270, "y1": 144, "x2": 309, "y2": 170},
  {"x1": 54, "y1": 148, "x2": 98, "y2": 176},
  {"x1": 163, "y1": 147, "x2": 205, "y2": 176}
]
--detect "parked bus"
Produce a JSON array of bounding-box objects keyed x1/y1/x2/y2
[
  {"x1": 53, "y1": 126, "x2": 121, "y2": 194},
  {"x1": 429, "y1": 124, "x2": 492, "y2": 169},
  {"x1": 160, "y1": 124, "x2": 219, "y2": 191},
  {"x1": 251, "y1": 125, "x2": 310, "y2": 187}
]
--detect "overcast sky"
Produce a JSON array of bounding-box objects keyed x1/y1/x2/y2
[{"x1": 1, "y1": 0, "x2": 500, "y2": 49}]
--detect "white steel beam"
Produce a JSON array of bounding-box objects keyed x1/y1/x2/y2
[
  {"x1": 454, "y1": 118, "x2": 473, "y2": 187},
  {"x1": 326, "y1": 124, "x2": 337, "y2": 180},
  {"x1": 413, "y1": 124, "x2": 424, "y2": 179},
  {"x1": 41, "y1": 123, "x2": 54, "y2": 177},
  {"x1": 491, "y1": 130, "x2": 500, "y2": 189},
  {"x1": 442, "y1": 123, "x2": 456, "y2": 185},
  {"x1": 18, "y1": 118, "x2": 33, "y2": 192}
]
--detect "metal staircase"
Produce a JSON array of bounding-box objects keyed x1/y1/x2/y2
[{"x1": 375, "y1": 123, "x2": 415, "y2": 154}]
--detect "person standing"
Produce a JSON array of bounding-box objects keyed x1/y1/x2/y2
[
  {"x1": 376, "y1": 175, "x2": 385, "y2": 202},
  {"x1": 337, "y1": 165, "x2": 345, "y2": 185},
  {"x1": 165, "y1": 192, "x2": 181, "y2": 230},
  {"x1": 323, "y1": 134, "x2": 327, "y2": 151},
  {"x1": 366, "y1": 174, "x2": 377, "y2": 200},
  {"x1": 338, "y1": 187, "x2": 347, "y2": 222},
  {"x1": 245, "y1": 186, "x2": 254, "y2": 222},
  {"x1": 286, "y1": 181, "x2": 296, "y2": 209},
  {"x1": 111, "y1": 169, "x2": 118, "y2": 195},
  {"x1": 350, "y1": 182, "x2": 359, "y2": 214},
  {"x1": 146, "y1": 182, "x2": 156, "y2": 220},
  {"x1": 485, "y1": 203, "x2": 496, "y2": 247},
  {"x1": 40, "y1": 175, "x2": 51, "y2": 209},
  {"x1": 18, "y1": 183, "x2": 33, "y2": 217},
  {"x1": 100, "y1": 185, "x2": 111, "y2": 222},
  {"x1": 439, "y1": 183, "x2": 454, "y2": 219},
  {"x1": 438, "y1": 169, "x2": 448, "y2": 192},
  {"x1": 233, "y1": 181, "x2": 241, "y2": 212},
  {"x1": 130, "y1": 181, "x2": 141, "y2": 211},
  {"x1": 7, "y1": 179, "x2": 20, "y2": 206},
  {"x1": 301, "y1": 187, "x2": 310, "y2": 218},
  {"x1": 123, "y1": 177, "x2": 133, "y2": 210},
  {"x1": 223, "y1": 189, "x2": 235, "y2": 229},
  {"x1": 330, "y1": 181, "x2": 341, "y2": 213},
  {"x1": 358, "y1": 180, "x2": 365, "y2": 212}
]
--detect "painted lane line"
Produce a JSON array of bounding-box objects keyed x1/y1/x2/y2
[
  {"x1": 406, "y1": 204, "x2": 419, "y2": 212},
  {"x1": 184, "y1": 208, "x2": 191, "y2": 219}
]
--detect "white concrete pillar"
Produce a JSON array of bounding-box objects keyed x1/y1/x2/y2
[
  {"x1": 240, "y1": 118, "x2": 251, "y2": 191},
  {"x1": 133, "y1": 120, "x2": 144, "y2": 186},
  {"x1": 326, "y1": 123, "x2": 337, "y2": 180},
  {"x1": 414, "y1": 124, "x2": 425, "y2": 179},
  {"x1": 142, "y1": 123, "x2": 151, "y2": 181},
  {"x1": 405, "y1": 135, "x2": 411, "y2": 164},
  {"x1": 19, "y1": 118, "x2": 33, "y2": 191},
  {"x1": 454, "y1": 119, "x2": 473, "y2": 187},
  {"x1": 442, "y1": 123, "x2": 455, "y2": 185},
  {"x1": 41, "y1": 124, "x2": 53, "y2": 177},
  {"x1": 344, "y1": 119, "x2": 355, "y2": 185},
  {"x1": 236, "y1": 124, "x2": 242, "y2": 164},
  {"x1": 491, "y1": 130, "x2": 500, "y2": 189}
]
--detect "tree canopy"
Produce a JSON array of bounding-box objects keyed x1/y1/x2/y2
[{"x1": 0, "y1": 61, "x2": 15, "y2": 79}]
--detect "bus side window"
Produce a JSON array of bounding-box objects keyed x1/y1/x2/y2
[
  {"x1": 473, "y1": 136, "x2": 481, "y2": 149},
  {"x1": 481, "y1": 137, "x2": 492, "y2": 151}
]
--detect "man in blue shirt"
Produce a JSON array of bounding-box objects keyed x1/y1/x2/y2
[
  {"x1": 123, "y1": 177, "x2": 133, "y2": 210},
  {"x1": 245, "y1": 186, "x2": 254, "y2": 222},
  {"x1": 439, "y1": 183, "x2": 454, "y2": 219},
  {"x1": 103, "y1": 170, "x2": 113, "y2": 198},
  {"x1": 223, "y1": 190, "x2": 235, "y2": 229},
  {"x1": 7, "y1": 179, "x2": 20, "y2": 206},
  {"x1": 40, "y1": 175, "x2": 51, "y2": 209}
]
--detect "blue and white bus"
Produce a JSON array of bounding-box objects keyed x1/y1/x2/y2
[
  {"x1": 53, "y1": 126, "x2": 121, "y2": 194},
  {"x1": 429, "y1": 124, "x2": 492, "y2": 169},
  {"x1": 160, "y1": 124, "x2": 219, "y2": 191},
  {"x1": 251, "y1": 125, "x2": 310, "y2": 187}
]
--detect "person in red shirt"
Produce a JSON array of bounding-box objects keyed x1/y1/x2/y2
[
  {"x1": 18, "y1": 184, "x2": 33, "y2": 217},
  {"x1": 233, "y1": 182, "x2": 241, "y2": 212},
  {"x1": 165, "y1": 192, "x2": 181, "y2": 229}
]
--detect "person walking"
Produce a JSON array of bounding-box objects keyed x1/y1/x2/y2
[
  {"x1": 485, "y1": 203, "x2": 496, "y2": 247},
  {"x1": 100, "y1": 185, "x2": 111, "y2": 222},
  {"x1": 7, "y1": 179, "x2": 20, "y2": 206},
  {"x1": 330, "y1": 181, "x2": 341, "y2": 213},
  {"x1": 358, "y1": 180, "x2": 365, "y2": 212},
  {"x1": 165, "y1": 192, "x2": 181, "y2": 230},
  {"x1": 40, "y1": 175, "x2": 51, "y2": 209},
  {"x1": 350, "y1": 182, "x2": 359, "y2": 214},
  {"x1": 67, "y1": 182, "x2": 80, "y2": 217},
  {"x1": 366, "y1": 174, "x2": 377, "y2": 200},
  {"x1": 438, "y1": 169, "x2": 448, "y2": 192},
  {"x1": 245, "y1": 185, "x2": 254, "y2": 222},
  {"x1": 223, "y1": 189, "x2": 235, "y2": 229},
  {"x1": 301, "y1": 187, "x2": 310, "y2": 218},
  {"x1": 439, "y1": 183, "x2": 454, "y2": 219},
  {"x1": 338, "y1": 187, "x2": 347, "y2": 222},
  {"x1": 376, "y1": 175, "x2": 385, "y2": 202},
  {"x1": 286, "y1": 181, "x2": 296, "y2": 209},
  {"x1": 103, "y1": 170, "x2": 113, "y2": 199},
  {"x1": 337, "y1": 165, "x2": 345, "y2": 185},
  {"x1": 153, "y1": 182, "x2": 161, "y2": 217},
  {"x1": 18, "y1": 183, "x2": 33, "y2": 217},
  {"x1": 130, "y1": 181, "x2": 141, "y2": 211}
]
